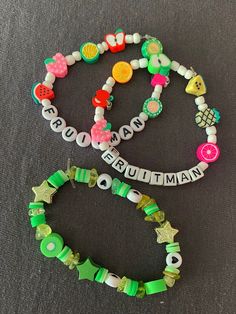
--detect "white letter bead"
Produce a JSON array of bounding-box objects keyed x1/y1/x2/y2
[
  {"x1": 171, "y1": 61, "x2": 180, "y2": 71},
  {"x1": 130, "y1": 60, "x2": 140, "y2": 70},
  {"x1": 189, "y1": 166, "x2": 204, "y2": 181},
  {"x1": 206, "y1": 126, "x2": 217, "y2": 135},
  {"x1": 119, "y1": 125, "x2": 134, "y2": 140},
  {"x1": 109, "y1": 131, "x2": 121, "y2": 147},
  {"x1": 97, "y1": 43, "x2": 104, "y2": 54},
  {"x1": 184, "y1": 69, "x2": 194, "y2": 80},
  {"x1": 101, "y1": 147, "x2": 119, "y2": 164},
  {"x1": 133, "y1": 33, "x2": 141, "y2": 44},
  {"x1": 102, "y1": 41, "x2": 109, "y2": 51},
  {"x1": 72, "y1": 51, "x2": 81, "y2": 61},
  {"x1": 127, "y1": 189, "x2": 142, "y2": 203},
  {"x1": 137, "y1": 168, "x2": 151, "y2": 183},
  {"x1": 150, "y1": 172, "x2": 164, "y2": 185},
  {"x1": 99, "y1": 142, "x2": 110, "y2": 151},
  {"x1": 42, "y1": 99, "x2": 51, "y2": 107},
  {"x1": 125, "y1": 34, "x2": 134, "y2": 44},
  {"x1": 105, "y1": 273, "x2": 121, "y2": 288},
  {"x1": 95, "y1": 107, "x2": 105, "y2": 116},
  {"x1": 97, "y1": 174, "x2": 113, "y2": 190},
  {"x1": 124, "y1": 165, "x2": 140, "y2": 180},
  {"x1": 106, "y1": 77, "x2": 115, "y2": 87},
  {"x1": 198, "y1": 103, "x2": 208, "y2": 111},
  {"x1": 197, "y1": 161, "x2": 209, "y2": 171},
  {"x1": 207, "y1": 135, "x2": 217, "y2": 144},
  {"x1": 65, "y1": 55, "x2": 75, "y2": 66},
  {"x1": 42, "y1": 105, "x2": 58, "y2": 120},
  {"x1": 50, "y1": 117, "x2": 66, "y2": 133},
  {"x1": 139, "y1": 112, "x2": 148, "y2": 121},
  {"x1": 177, "y1": 170, "x2": 191, "y2": 185},
  {"x1": 42, "y1": 81, "x2": 53, "y2": 89},
  {"x1": 45, "y1": 72, "x2": 55, "y2": 84},
  {"x1": 102, "y1": 84, "x2": 112, "y2": 93},
  {"x1": 62, "y1": 126, "x2": 77, "y2": 142},
  {"x1": 139, "y1": 58, "x2": 148, "y2": 68},
  {"x1": 166, "y1": 253, "x2": 182, "y2": 268},
  {"x1": 177, "y1": 65, "x2": 187, "y2": 76},
  {"x1": 112, "y1": 157, "x2": 128, "y2": 173},
  {"x1": 195, "y1": 96, "x2": 205, "y2": 106},
  {"x1": 154, "y1": 85, "x2": 163, "y2": 93},
  {"x1": 164, "y1": 173, "x2": 177, "y2": 186},
  {"x1": 76, "y1": 132, "x2": 91, "y2": 147},
  {"x1": 130, "y1": 116, "x2": 145, "y2": 132}
]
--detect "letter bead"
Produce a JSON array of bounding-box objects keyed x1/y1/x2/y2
[
  {"x1": 101, "y1": 147, "x2": 120, "y2": 165},
  {"x1": 176, "y1": 170, "x2": 191, "y2": 185},
  {"x1": 42, "y1": 105, "x2": 58, "y2": 120},
  {"x1": 189, "y1": 166, "x2": 204, "y2": 182},
  {"x1": 137, "y1": 169, "x2": 151, "y2": 183},
  {"x1": 109, "y1": 131, "x2": 121, "y2": 147},
  {"x1": 50, "y1": 117, "x2": 66, "y2": 133},
  {"x1": 150, "y1": 172, "x2": 164, "y2": 185},
  {"x1": 124, "y1": 165, "x2": 140, "y2": 180},
  {"x1": 112, "y1": 157, "x2": 128, "y2": 173},
  {"x1": 130, "y1": 117, "x2": 145, "y2": 132},
  {"x1": 62, "y1": 126, "x2": 77, "y2": 142},
  {"x1": 164, "y1": 173, "x2": 177, "y2": 186},
  {"x1": 76, "y1": 132, "x2": 91, "y2": 147},
  {"x1": 119, "y1": 125, "x2": 134, "y2": 140}
]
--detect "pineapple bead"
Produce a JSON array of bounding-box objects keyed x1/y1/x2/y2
[{"x1": 35, "y1": 224, "x2": 52, "y2": 240}]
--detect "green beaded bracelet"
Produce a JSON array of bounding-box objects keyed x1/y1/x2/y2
[{"x1": 28, "y1": 165, "x2": 182, "y2": 298}]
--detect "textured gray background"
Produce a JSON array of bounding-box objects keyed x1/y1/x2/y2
[{"x1": 0, "y1": 1, "x2": 235, "y2": 313}]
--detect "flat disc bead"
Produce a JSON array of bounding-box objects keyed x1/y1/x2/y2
[
  {"x1": 42, "y1": 105, "x2": 58, "y2": 120},
  {"x1": 166, "y1": 252, "x2": 182, "y2": 268},
  {"x1": 97, "y1": 174, "x2": 112, "y2": 190},
  {"x1": 50, "y1": 117, "x2": 66, "y2": 132},
  {"x1": 40, "y1": 233, "x2": 64, "y2": 258},
  {"x1": 76, "y1": 132, "x2": 91, "y2": 147},
  {"x1": 62, "y1": 127, "x2": 77, "y2": 142},
  {"x1": 112, "y1": 61, "x2": 133, "y2": 83}
]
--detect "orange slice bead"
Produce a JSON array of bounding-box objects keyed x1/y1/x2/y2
[{"x1": 112, "y1": 61, "x2": 133, "y2": 84}]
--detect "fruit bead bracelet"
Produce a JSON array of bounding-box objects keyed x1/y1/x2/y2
[
  {"x1": 98, "y1": 58, "x2": 221, "y2": 186},
  {"x1": 28, "y1": 165, "x2": 182, "y2": 298},
  {"x1": 31, "y1": 29, "x2": 159, "y2": 148}
]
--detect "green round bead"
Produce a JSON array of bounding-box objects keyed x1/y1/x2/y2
[
  {"x1": 141, "y1": 38, "x2": 163, "y2": 59},
  {"x1": 75, "y1": 168, "x2": 91, "y2": 183},
  {"x1": 95, "y1": 267, "x2": 109, "y2": 283},
  {"x1": 57, "y1": 246, "x2": 72, "y2": 263},
  {"x1": 143, "y1": 98, "x2": 163, "y2": 119},
  {"x1": 80, "y1": 42, "x2": 100, "y2": 64},
  {"x1": 47, "y1": 170, "x2": 69, "y2": 189},
  {"x1": 40, "y1": 233, "x2": 64, "y2": 258},
  {"x1": 144, "y1": 279, "x2": 167, "y2": 295},
  {"x1": 30, "y1": 214, "x2": 46, "y2": 228}
]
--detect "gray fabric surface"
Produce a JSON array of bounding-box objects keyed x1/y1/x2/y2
[{"x1": 0, "y1": 1, "x2": 235, "y2": 313}]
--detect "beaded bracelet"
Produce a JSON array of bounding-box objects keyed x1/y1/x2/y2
[{"x1": 28, "y1": 164, "x2": 182, "y2": 298}]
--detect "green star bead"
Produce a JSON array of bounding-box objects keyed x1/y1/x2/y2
[
  {"x1": 76, "y1": 257, "x2": 100, "y2": 281},
  {"x1": 155, "y1": 221, "x2": 179, "y2": 244},
  {"x1": 32, "y1": 180, "x2": 57, "y2": 204}
]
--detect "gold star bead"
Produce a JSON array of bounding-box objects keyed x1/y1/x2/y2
[
  {"x1": 155, "y1": 221, "x2": 179, "y2": 244},
  {"x1": 32, "y1": 180, "x2": 56, "y2": 204}
]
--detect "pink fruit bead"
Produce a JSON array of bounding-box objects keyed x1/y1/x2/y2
[
  {"x1": 91, "y1": 119, "x2": 112, "y2": 143},
  {"x1": 151, "y1": 74, "x2": 168, "y2": 87},
  {"x1": 45, "y1": 53, "x2": 68, "y2": 78},
  {"x1": 196, "y1": 142, "x2": 220, "y2": 163}
]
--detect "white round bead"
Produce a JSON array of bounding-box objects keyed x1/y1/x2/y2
[
  {"x1": 198, "y1": 103, "x2": 208, "y2": 111},
  {"x1": 130, "y1": 116, "x2": 145, "y2": 132},
  {"x1": 102, "y1": 84, "x2": 112, "y2": 93},
  {"x1": 154, "y1": 85, "x2": 163, "y2": 93},
  {"x1": 133, "y1": 33, "x2": 141, "y2": 44},
  {"x1": 139, "y1": 58, "x2": 148, "y2": 68},
  {"x1": 139, "y1": 112, "x2": 148, "y2": 121},
  {"x1": 99, "y1": 142, "x2": 109, "y2": 151},
  {"x1": 171, "y1": 61, "x2": 180, "y2": 71},
  {"x1": 195, "y1": 96, "x2": 205, "y2": 106},
  {"x1": 106, "y1": 77, "x2": 115, "y2": 87},
  {"x1": 92, "y1": 141, "x2": 100, "y2": 149},
  {"x1": 76, "y1": 132, "x2": 91, "y2": 147},
  {"x1": 127, "y1": 189, "x2": 142, "y2": 203},
  {"x1": 41, "y1": 99, "x2": 51, "y2": 107},
  {"x1": 177, "y1": 65, "x2": 187, "y2": 76},
  {"x1": 42, "y1": 105, "x2": 58, "y2": 120},
  {"x1": 42, "y1": 81, "x2": 53, "y2": 89},
  {"x1": 207, "y1": 134, "x2": 217, "y2": 144},
  {"x1": 105, "y1": 273, "x2": 121, "y2": 288},
  {"x1": 94, "y1": 114, "x2": 104, "y2": 122},
  {"x1": 125, "y1": 34, "x2": 134, "y2": 44},
  {"x1": 102, "y1": 41, "x2": 109, "y2": 51},
  {"x1": 184, "y1": 69, "x2": 194, "y2": 80},
  {"x1": 97, "y1": 174, "x2": 113, "y2": 190},
  {"x1": 72, "y1": 51, "x2": 81, "y2": 61},
  {"x1": 50, "y1": 117, "x2": 66, "y2": 133},
  {"x1": 62, "y1": 126, "x2": 77, "y2": 142},
  {"x1": 95, "y1": 107, "x2": 105, "y2": 116},
  {"x1": 97, "y1": 43, "x2": 104, "y2": 54},
  {"x1": 151, "y1": 91, "x2": 160, "y2": 99},
  {"x1": 108, "y1": 131, "x2": 121, "y2": 147},
  {"x1": 130, "y1": 59, "x2": 139, "y2": 70},
  {"x1": 166, "y1": 253, "x2": 182, "y2": 268},
  {"x1": 206, "y1": 126, "x2": 217, "y2": 135},
  {"x1": 45, "y1": 72, "x2": 55, "y2": 84},
  {"x1": 65, "y1": 55, "x2": 75, "y2": 66},
  {"x1": 198, "y1": 161, "x2": 209, "y2": 171},
  {"x1": 119, "y1": 125, "x2": 134, "y2": 140}
]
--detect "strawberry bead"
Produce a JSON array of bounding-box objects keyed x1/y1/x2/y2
[
  {"x1": 45, "y1": 53, "x2": 68, "y2": 78},
  {"x1": 91, "y1": 119, "x2": 112, "y2": 143},
  {"x1": 151, "y1": 74, "x2": 168, "y2": 87}
]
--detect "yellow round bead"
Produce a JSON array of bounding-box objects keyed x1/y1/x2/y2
[{"x1": 112, "y1": 61, "x2": 133, "y2": 84}]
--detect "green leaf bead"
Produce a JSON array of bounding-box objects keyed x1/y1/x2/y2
[
  {"x1": 88, "y1": 168, "x2": 98, "y2": 188},
  {"x1": 44, "y1": 58, "x2": 56, "y2": 64},
  {"x1": 35, "y1": 224, "x2": 52, "y2": 240}
]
